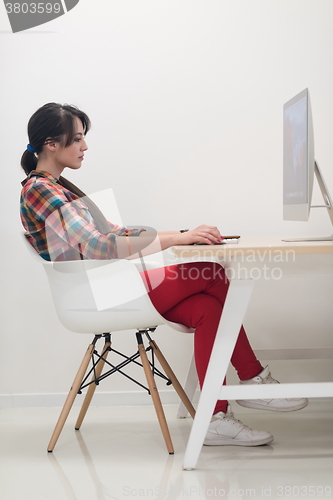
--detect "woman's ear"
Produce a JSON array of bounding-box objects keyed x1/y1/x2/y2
[{"x1": 44, "y1": 138, "x2": 58, "y2": 153}]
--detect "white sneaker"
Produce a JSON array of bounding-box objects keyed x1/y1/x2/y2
[
  {"x1": 203, "y1": 405, "x2": 274, "y2": 446},
  {"x1": 236, "y1": 365, "x2": 308, "y2": 412}
]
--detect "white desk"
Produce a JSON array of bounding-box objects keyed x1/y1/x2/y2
[{"x1": 172, "y1": 237, "x2": 333, "y2": 470}]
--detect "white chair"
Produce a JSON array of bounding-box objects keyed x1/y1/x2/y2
[{"x1": 21, "y1": 234, "x2": 195, "y2": 455}]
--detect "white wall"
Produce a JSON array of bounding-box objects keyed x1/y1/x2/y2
[{"x1": 1, "y1": 0, "x2": 332, "y2": 406}]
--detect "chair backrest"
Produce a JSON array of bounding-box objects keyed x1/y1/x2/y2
[{"x1": 21, "y1": 233, "x2": 193, "y2": 335}]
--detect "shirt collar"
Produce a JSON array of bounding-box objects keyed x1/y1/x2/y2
[{"x1": 21, "y1": 170, "x2": 60, "y2": 187}]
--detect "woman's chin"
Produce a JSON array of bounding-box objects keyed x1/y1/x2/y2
[{"x1": 68, "y1": 164, "x2": 82, "y2": 170}]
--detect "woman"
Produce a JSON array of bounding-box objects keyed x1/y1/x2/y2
[{"x1": 20, "y1": 103, "x2": 307, "y2": 447}]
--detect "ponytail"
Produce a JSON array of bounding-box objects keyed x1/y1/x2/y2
[
  {"x1": 21, "y1": 148, "x2": 38, "y2": 175},
  {"x1": 21, "y1": 102, "x2": 90, "y2": 175},
  {"x1": 22, "y1": 103, "x2": 111, "y2": 235}
]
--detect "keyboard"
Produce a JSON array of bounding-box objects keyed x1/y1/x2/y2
[{"x1": 192, "y1": 237, "x2": 240, "y2": 245}]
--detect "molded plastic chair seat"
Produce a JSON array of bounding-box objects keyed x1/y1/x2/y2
[
  {"x1": 21, "y1": 233, "x2": 195, "y2": 455},
  {"x1": 23, "y1": 233, "x2": 192, "y2": 334}
]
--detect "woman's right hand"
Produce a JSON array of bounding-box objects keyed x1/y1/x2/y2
[
  {"x1": 117, "y1": 225, "x2": 224, "y2": 259},
  {"x1": 178, "y1": 225, "x2": 224, "y2": 245}
]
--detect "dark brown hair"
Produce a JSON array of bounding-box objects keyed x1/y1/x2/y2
[
  {"x1": 21, "y1": 103, "x2": 111, "y2": 234},
  {"x1": 21, "y1": 102, "x2": 91, "y2": 176}
]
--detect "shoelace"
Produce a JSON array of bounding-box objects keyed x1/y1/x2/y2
[
  {"x1": 262, "y1": 372, "x2": 279, "y2": 384},
  {"x1": 262, "y1": 372, "x2": 299, "y2": 402},
  {"x1": 221, "y1": 412, "x2": 251, "y2": 431}
]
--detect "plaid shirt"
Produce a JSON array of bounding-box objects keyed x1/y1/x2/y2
[{"x1": 20, "y1": 171, "x2": 144, "y2": 261}]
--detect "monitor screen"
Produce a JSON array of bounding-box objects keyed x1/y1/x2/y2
[{"x1": 283, "y1": 88, "x2": 314, "y2": 221}]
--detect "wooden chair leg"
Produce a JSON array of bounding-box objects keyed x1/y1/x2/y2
[
  {"x1": 137, "y1": 338, "x2": 174, "y2": 455},
  {"x1": 148, "y1": 339, "x2": 196, "y2": 419},
  {"x1": 177, "y1": 353, "x2": 198, "y2": 418},
  {"x1": 47, "y1": 343, "x2": 95, "y2": 452},
  {"x1": 75, "y1": 341, "x2": 111, "y2": 430}
]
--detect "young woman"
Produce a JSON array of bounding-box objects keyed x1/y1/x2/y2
[{"x1": 20, "y1": 103, "x2": 307, "y2": 447}]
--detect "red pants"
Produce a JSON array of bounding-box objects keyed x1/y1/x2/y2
[{"x1": 142, "y1": 262, "x2": 263, "y2": 414}]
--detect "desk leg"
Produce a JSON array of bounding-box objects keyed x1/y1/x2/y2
[{"x1": 182, "y1": 278, "x2": 255, "y2": 471}]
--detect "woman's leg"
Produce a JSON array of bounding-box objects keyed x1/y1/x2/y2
[
  {"x1": 143, "y1": 262, "x2": 263, "y2": 414},
  {"x1": 161, "y1": 292, "x2": 229, "y2": 414}
]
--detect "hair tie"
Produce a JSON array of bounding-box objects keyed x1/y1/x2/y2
[{"x1": 27, "y1": 144, "x2": 36, "y2": 153}]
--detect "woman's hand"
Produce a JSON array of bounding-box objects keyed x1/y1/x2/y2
[
  {"x1": 178, "y1": 225, "x2": 224, "y2": 245},
  {"x1": 117, "y1": 225, "x2": 223, "y2": 259}
]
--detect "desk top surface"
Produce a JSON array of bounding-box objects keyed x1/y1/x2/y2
[{"x1": 172, "y1": 237, "x2": 333, "y2": 258}]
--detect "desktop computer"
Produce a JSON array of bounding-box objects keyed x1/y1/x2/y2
[{"x1": 283, "y1": 88, "x2": 333, "y2": 241}]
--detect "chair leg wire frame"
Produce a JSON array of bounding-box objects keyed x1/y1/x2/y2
[{"x1": 47, "y1": 328, "x2": 195, "y2": 455}]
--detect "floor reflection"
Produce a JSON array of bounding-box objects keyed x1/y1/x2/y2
[{"x1": 0, "y1": 401, "x2": 332, "y2": 500}]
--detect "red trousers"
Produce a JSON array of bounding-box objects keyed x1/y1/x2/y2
[{"x1": 142, "y1": 262, "x2": 263, "y2": 414}]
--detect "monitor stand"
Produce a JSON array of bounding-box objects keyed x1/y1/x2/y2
[{"x1": 282, "y1": 161, "x2": 333, "y2": 242}]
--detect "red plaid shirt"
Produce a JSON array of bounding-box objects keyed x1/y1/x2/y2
[{"x1": 20, "y1": 171, "x2": 144, "y2": 261}]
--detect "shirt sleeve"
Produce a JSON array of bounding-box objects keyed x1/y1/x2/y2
[
  {"x1": 107, "y1": 221, "x2": 146, "y2": 237},
  {"x1": 45, "y1": 199, "x2": 119, "y2": 260},
  {"x1": 24, "y1": 181, "x2": 126, "y2": 260}
]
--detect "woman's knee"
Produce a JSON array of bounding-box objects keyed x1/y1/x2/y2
[
  {"x1": 177, "y1": 262, "x2": 227, "y2": 283},
  {"x1": 192, "y1": 293, "x2": 223, "y2": 327}
]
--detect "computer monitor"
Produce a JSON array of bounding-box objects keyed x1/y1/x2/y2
[{"x1": 283, "y1": 88, "x2": 333, "y2": 241}]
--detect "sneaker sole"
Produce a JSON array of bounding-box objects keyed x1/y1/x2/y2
[
  {"x1": 203, "y1": 435, "x2": 274, "y2": 447},
  {"x1": 236, "y1": 399, "x2": 308, "y2": 412}
]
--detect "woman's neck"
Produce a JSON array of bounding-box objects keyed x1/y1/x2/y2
[{"x1": 35, "y1": 159, "x2": 64, "y2": 179}]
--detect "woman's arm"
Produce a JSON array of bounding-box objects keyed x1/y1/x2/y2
[
  {"x1": 116, "y1": 225, "x2": 224, "y2": 259},
  {"x1": 24, "y1": 181, "x2": 223, "y2": 260},
  {"x1": 157, "y1": 225, "x2": 224, "y2": 246}
]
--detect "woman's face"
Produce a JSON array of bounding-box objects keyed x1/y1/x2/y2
[{"x1": 55, "y1": 117, "x2": 88, "y2": 171}]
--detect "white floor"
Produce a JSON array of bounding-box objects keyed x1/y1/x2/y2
[{"x1": 0, "y1": 399, "x2": 332, "y2": 500}]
